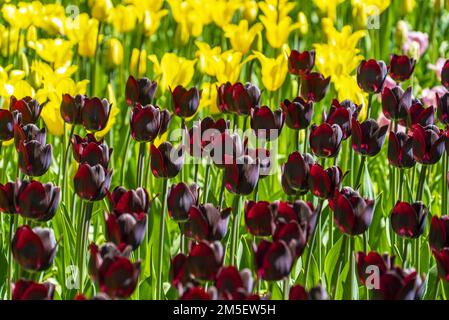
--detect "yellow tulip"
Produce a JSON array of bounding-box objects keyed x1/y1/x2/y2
[
  {"x1": 0, "y1": 65, "x2": 34, "y2": 105},
  {"x1": 65, "y1": 13, "x2": 100, "y2": 58},
  {"x1": 195, "y1": 41, "x2": 222, "y2": 77},
  {"x1": 167, "y1": 0, "x2": 209, "y2": 44},
  {"x1": 251, "y1": 51, "x2": 288, "y2": 91},
  {"x1": 210, "y1": 0, "x2": 242, "y2": 28},
  {"x1": 351, "y1": 0, "x2": 391, "y2": 28},
  {"x1": 199, "y1": 82, "x2": 220, "y2": 114},
  {"x1": 34, "y1": 39, "x2": 73, "y2": 68},
  {"x1": 103, "y1": 38, "x2": 124, "y2": 70},
  {"x1": 214, "y1": 50, "x2": 246, "y2": 84},
  {"x1": 0, "y1": 26, "x2": 22, "y2": 57},
  {"x1": 148, "y1": 53, "x2": 196, "y2": 91},
  {"x1": 95, "y1": 83, "x2": 119, "y2": 139},
  {"x1": 33, "y1": 3, "x2": 66, "y2": 35},
  {"x1": 243, "y1": 0, "x2": 259, "y2": 22},
  {"x1": 297, "y1": 12, "x2": 308, "y2": 36},
  {"x1": 223, "y1": 20, "x2": 263, "y2": 55},
  {"x1": 88, "y1": 0, "x2": 113, "y2": 22},
  {"x1": 26, "y1": 25, "x2": 38, "y2": 49},
  {"x1": 143, "y1": 9, "x2": 168, "y2": 37},
  {"x1": 130, "y1": 48, "x2": 147, "y2": 78},
  {"x1": 1, "y1": 3, "x2": 33, "y2": 29},
  {"x1": 111, "y1": 5, "x2": 137, "y2": 33}
]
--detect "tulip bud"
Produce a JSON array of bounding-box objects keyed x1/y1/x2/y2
[
  {"x1": 103, "y1": 38, "x2": 123, "y2": 70},
  {"x1": 14, "y1": 121, "x2": 46, "y2": 152},
  {"x1": 60, "y1": 94, "x2": 84, "y2": 125},
  {"x1": 289, "y1": 284, "x2": 328, "y2": 300},
  {"x1": 280, "y1": 97, "x2": 314, "y2": 130},
  {"x1": 389, "y1": 55, "x2": 416, "y2": 82},
  {"x1": 357, "y1": 60, "x2": 388, "y2": 94},
  {"x1": 300, "y1": 72, "x2": 330, "y2": 102},
  {"x1": 243, "y1": 0, "x2": 258, "y2": 22},
  {"x1": 150, "y1": 142, "x2": 184, "y2": 178},
  {"x1": 26, "y1": 25, "x2": 37, "y2": 48},
  {"x1": 441, "y1": 60, "x2": 449, "y2": 90},
  {"x1": 0, "y1": 109, "x2": 14, "y2": 141},
  {"x1": 382, "y1": 86, "x2": 413, "y2": 120},
  {"x1": 0, "y1": 182, "x2": 15, "y2": 213},
  {"x1": 273, "y1": 220, "x2": 307, "y2": 257},
  {"x1": 74, "y1": 163, "x2": 112, "y2": 201},
  {"x1": 216, "y1": 266, "x2": 254, "y2": 299},
  {"x1": 15, "y1": 180, "x2": 60, "y2": 221},
  {"x1": 171, "y1": 85, "x2": 201, "y2": 118},
  {"x1": 183, "y1": 204, "x2": 231, "y2": 241},
  {"x1": 250, "y1": 106, "x2": 285, "y2": 141},
  {"x1": 126, "y1": 75, "x2": 158, "y2": 106},
  {"x1": 81, "y1": 97, "x2": 111, "y2": 132},
  {"x1": 357, "y1": 251, "x2": 393, "y2": 285},
  {"x1": 105, "y1": 211, "x2": 147, "y2": 250},
  {"x1": 399, "y1": 99, "x2": 434, "y2": 128},
  {"x1": 108, "y1": 186, "x2": 151, "y2": 215},
  {"x1": 412, "y1": 124, "x2": 445, "y2": 165},
  {"x1": 187, "y1": 241, "x2": 224, "y2": 281},
  {"x1": 434, "y1": 248, "x2": 449, "y2": 282},
  {"x1": 18, "y1": 140, "x2": 52, "y2": 177},
  {"x1": 390, "y1": 201, "x2": 428, "y2": 238},
  {"x1": 12, "y1": 280, "x2": 55, "y2": 300},
  {"x1": 309, "y1": 123, "x2": 343, "y2": 158},
  {"x1": 130, "y1": 48, "x2": 147, "y2": 78},
  {"x1": 167, "y1": 182, "x2": 200, "y2": 221},
  {"x1": 254, "y1": 239, "x2": 294, "y2": 281},
  {"x1": 407, "y1": 41, "x2": 421, "y2": 61},
  {"x1": 130, "y1": 104, "x2": 171, "y2": 142},
  {"x1": 297, "y1": 12, "x2": 309, "y2": 36},
  {"x1": 18, "y1": 51, "x2": 29, "y2": 76},
  {"x1": 10, "y1": 96, "x2": 42, "y2": 125},
  {"x1": 217, "y1": 82, "x2": 261, "y2": 115},
  {"x1": 388, "y1": 131, "x2": 415, "y2": 168},
  {"x1": 351, "y1": 118, "x2": 388, "y2": 157},
  {"x1": 429, "y1": 215, "x2": 449, "y2": 251},
  {"x1": 71, "y1": 134, "x2": 112, "y2": 168},
  {"x1": 188, "y1": 117, "x2": 229, "y2": 157},
  {"x1": 281, "y1": 152, "x2": 315, "y2": 195},
  {"x1": 308, "y1": 164, "x2": 342, "y2": 199},
  {"x1": 288, "y1": 50, "x2": 315, "y2": 76},
  {"x1": 244, "y1": 201, "x2": 276, "y2": 236},
  {"x1": 437, "y1": 93, "x2": 449, "y2": 125},
  {"x1": 89, "y1": 0, "x2": 113, "y2": 22},
  {"x1": 223, "y1": 155, "x2": 259, "y2": 195},
  {"x1": 12, "y1": 225, "x2": 58, "y2": 271},
  {"x1": 170, "y1": 253, "x2": 190, "y2": 288}
]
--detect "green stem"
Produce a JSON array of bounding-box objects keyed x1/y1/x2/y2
[
  {"x1": 78, "y1": 201, "x2": 93, "y2": 294},
  {"x1": 156, "y1": 178, "x2": 169, "y2": 300},
  {"x1": 303, "y1": 127, "x2": 309, "y2": 154},
  {"x1": 355, "y1": 156, "x2": 366, "y2": 189},
  {"x1": 136, "y1": 142, "x2": 146, "y2": 187},
  {"x1": 120, "y1": 128, "x2": 132, "y2": 186},
  {"x1": 230, "y1": 195, "x2": 241, "y2": 266},
  {"x1": 283, "y1": 277, "x2": 290, "y2": 300},
  {"x1": 416, "y1": 165, "x2": 427, "y2": 201},
  {"x1": 349, "y1": 235, "x2": 357, "y2": 300},
  {"x1": 203, "y1": 164, "x2": 211, "y2": 203},
  {"x1": 443, "y1": 155, "x2": 448, "y2": 214},
  {"x1": 366, "y1": 94, "x2": 373, "y2": 119},
  {"x1": 303, "y1": 201, "x2": 322, "y2": 288},
  {"x1": 91, "y1": 22, "x2": 102, "y2": 96},
  {"x1": 60, "y1": 125, "x2": 76, "y2": 204},
  {"x1": 7, "y1": 215, "x2": 14, "y2": 299}
]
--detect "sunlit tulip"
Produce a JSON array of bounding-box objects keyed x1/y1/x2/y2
[
  {"x1": 103, "y1": 38, "x2": 124, "y2": 70},
  {"x1": 391, "y1": 201, "x2": 427, "y2": 238},
  {"x1": 111, "y1": 5, "x2": 137, "y2": 33},
  {"x1": 223, "y1": 20, "x2": 263, "y2": 55},
  {"x1": 0, "y1": 182, "x2": 16, "y2": 213},
  {"x1": 12, "y1": 280, "x2": 55, "y2": 300},
  {"x1": 149, "y1": 53, "x2": 196, "y2": 92},
  {"x1": 252, "y1": 51, "x2": 288, "y2": 91}
]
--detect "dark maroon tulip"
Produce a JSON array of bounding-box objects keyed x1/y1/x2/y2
[
  {"x1": 60, "y1": 93, "x2": 84, "y2": 125},
  {"x1": 10, "y1": 96, "x2": 42, "y2": 124},
  {"x1": 382, "y1": 86, "x2": 412, "y2": 120},
  {"x1": 12, "y1": 225, "x2": 57, "y2": 271},
  {"x1": 429, "y1": 215, "x2": 449, "y2": 251},
  {"x1": 274, "y1": 200, "x2": 319, "y2": 237},
  {"x1": 309, "y1": 123, "x2": 343, "y2": 158},
  {"x1": 399, "y1": 99, "x2": 434, "y2": 128},
  {"x1": 433, "y1": 248, "x2": 449, "y2": 282},
  {"x1": 187, "y1": 241, "x2": 224, "y2": 281},
  {"x1": 289, "y1": 284, "x2": 328, "y2": 300},
  {"x1": 105, "y1": 211, "x2": 147, "y2": 250},
  {"x1": 71, "y1": 134, "x2": 112, "y2": 168},
  {"x1": 150, "y1": 142, "x2": 184, "y2": 178},
  {"x1": 12, "y1": 280, "x2": 55, "y2": 300},
  {"x1": 216, "y1": 267, "x2": 253, "y2": 299},
  {"x1": 81, "y1": 97, "x2": 111, "y2": 131},
  {"x1": 273, "y1": 220, "x2": 307, "y2": 256},
  {"x1": 74, "y1": 163, "x2": 112, "y2": 201},
  {"x1": 254, "y1": 239, "x2": 294, "y2": 281},
  {"x1": 170, "y1": 253, "x2": 191, "y2": 288},
  {"x1": 388, "y1": 131, "x2": 415, "y2": 168},
  {"x1": 288, "y1": 50, "x2": 315, "y2": 76},
  {"x1": 167, "y1": 183, "x2": 199, "y2": 221},
  {"x1": 250, "y1": 106, "x2": 285, "y2": 141},
  {"x1": 208, "y1": 131, "x2": 243, "y2": 168},
  {"x1": 356, "y1": 59, "x2": 387, "y2": 93},
  {"x1": 223, "y1": 155, "x2": 259, "y2": 195},
  {"x1": 351, "y1": 118, "x2": 388, "y2": 157},
  {"x1": 183, "y1": 204, "x2": 231, "y2": 241},
  {"x1": 18, "y1": 140, "x2": 52, "y2": 177},
  {"x1": 171, "y1": 85, "x2": 201, "y2": 118},
  {"x1": 89, "y1": 242, "x2": 132, "y2": 281},
  {"x1": 15, "y1": 180, "x2": 60, "y2": 221},
  {"x1": 281, "y1": 151, "x2": 315, "y2": 196},
  {"x1": 0, "y1": 182, "x2": 15, "y2": 213},
  {"x1": 130, "y1": 103, "x2": 171, "y2": 142},
  {"x1": 391, "y1": 201, "x2": 427, "y2": 238},
  {"x1": 332, "y1": 187, "x2": 374, "y2": 235},
  {"x1": 357, "y1": 251, "x2": 424, "y2": 300},
  {"x1": 280, "y1": 97, "x2": 314, "y2": 130},
  {"x1": 0, "y1": 109, "x2": 14, "y2": 141},
  {"x1": 244, "y1": 201, "x2": 276, "y2": 236},
  {"x1": 108, "y1": 186, "x2": 150, "y2": 215},
  {"x1": 300, "y1": 72, "x2": 330, "y2": 102},
  {"x1": 188, "y1": 117, "x2": 229, "y2": 157},
  {"x1": 437, "y1": 92, "x2": 449, "y2": 125},
  {"x1": 442, "y1": 59, "x2": 449, "y2": 90},
  {"x1": 14, "y1": 122, "x2": 46, "y2": 151},
  {"x1": 308, "y1": 164, "x2": 342, "y2": 199},
  {"x1": 389, "y1": 54, "x2": 416, "y2": 82},
  {"x1": 244, "y1": 145, "x2": 273, "y2": 178},
  {"x1": 125, "y1": 75, "x2": 157, "y2": 106},
  {"x1": 412, "y1": 124, "x2": 445, "y2": 165},
  {"x1": 217, "y1": 82, "x2": 261, "y2": 115},
  {"x1": 180, "y1": 286, "x2": 214, "y2": 300},
  {"x1": 325, "y1": 99, "x2": 361, "y2": 139}
]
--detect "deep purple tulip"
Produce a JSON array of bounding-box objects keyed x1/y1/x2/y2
[
  {"x1": 18, "y1": 140, "x2": 52, "y2": 177},
  {"x1": 244, "y1": 201, "x2": 276, "y2": 236},
  {"x1": 412, "y1": 124, "x2": 445, "y2": 165},
  {"x1": 429, "y1": 215, "x2": 449, "y2": 251},
  {"x1": 309, "y1": 123, "x2": 343, "y2": 158},
  {"x1": 389, "y1": 54, "x2": 416, "y2": 82},
  {"x1": 437, "y1": 92, "x2": 449, "y2": 126},
  {"x1": 150, "y1": 142, "x2": 184, "y2": 178},
  {"x1": 399, "y1": 99, "x2": 434, "y2": 128},
  {"x1": 12, "y1": 280, "x2": 55, "y2": 300},
  {"x1": 126, "y1": 75, "x2": 157, "y2": 106},
  {"x1": 183, "y1": 204, "x2": 231, "y2": 241},
  {"x1": 171, "y1": 85, "x2": 201, "y2": 118},
  {"x1": 0, "y1": 182, "x2": 16, "y2": 213},
  {"x1": 357, "y1": 251, "x2": 393, "y2": 285},
  {"x1": 356, "y1": 59, "x2": 387, "y2": 93},
  {"x1": 442, "y1": 60, "x2": 449, "y2": 90},
  {"x1": 250, "y1": 106, "x2": 285, "y2": 141},
  {"x1": 105, "y1": 211, "x2": 147, "y2": 250},
  {"x1": 180, "y1": 286, "x2": 214, "y2": 300},
  {"x1": 12, "y1": 225, "x2": 57, "y2": 271},
  {"x1": 217, "y1": 82, "x2": 260, "y2": 115},
  {"x1": 15, "y1": 180, "x2": 60, "y2": 221},
  {"x1": 325, "y1": 99, "x2": 361, "y2": 139},
  {"x1": 14, "y1": 121, "x2": 46, "y2": 151},
  {"x1": 167, "y1": 182, "x2": 200, "y2": 221},
  {"x1": 391, "y1": 201, "x2": 428, "y2": 238},
  {"x1": 81, "y1": 97, "x2": 111, "y2": 132},
  {"x1": 208, "y1": 131, "x2": 243, "y2": 168},
  {"x1": 274, "y1": 200, "x2": 319, "y2": 237},
  {"x1": 170, "y1": 253, "x2": 190, "y2": 288},
  {"x1": 388, "y1": 131, "x2": 416, "y2": 168},
  {"x1": 254, "y1": 240, "x2": 294, "y2": 281},
  {"x1": 71, "y1": 134, "x2": 112, "y2": 168},
  {"x1": 216, "y1": 267, "x2": 253, "y2": 299},
  {"x1": 351, "y1": 118, "x2": 388, "y2": 157},
  {"x1": 223, "y1": 155, "x2": 259, "y2": 195},
  {"x1": 108, "y1": 186, "x2": 150, "y2": 215},
  {"x1": 244, "y1": 146, "x2": 273, "y2": 178},
  {"x1": 332, "y1": 187, "x2": 374, "y2": 235},
  {"x1": 273, "y1": 220, "x2": 307, "y2": 257},
  {"x1": 89, "y1": 242, "x2": 132, "y2": 281},
  {"x1": 130, "y1": 103, "x2": 171, "y2": 142},
  {"x1": 281, "y1": 152, "x2": 315, "y2": 196},
  {"x1": 433, "y1": 248, "x2": 449, "y2": 282},
  {"x1": 60, "y1": 93, "x2": 84, "y2": 125},
  {"x1": 289, "y1": 284, "x2": 328, "y2": 300},
  {"x1": 188, "y1": 117, "x2": 229, "y2": 157},
  {"x1": 187, "y1": 241, "x2": 224, "y2": 281},
  {"x1": 10, "y1": 96, "x2": 42, "y2": 124},
  {"x1": 0, "y1": 109, "x2": 14, "y2": 141},
  {"x1": 288, "y1": 50, "x2": 315, "y2": 76},
  {"x1": 308, "y1": 164, "x2": 342, "y2": 199},
  {"x1": 300, "y1": 72, "x2": 330, "y2": 102},
  {"x1": 280, "y1": 97, "x2": 314, "y2": 130},
  {"x1": 74, "y1": 163, "x2": 112, "y2": 201},
  {"x1": 382, "y1": 86, "x2": 412, "y2": 120}
]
